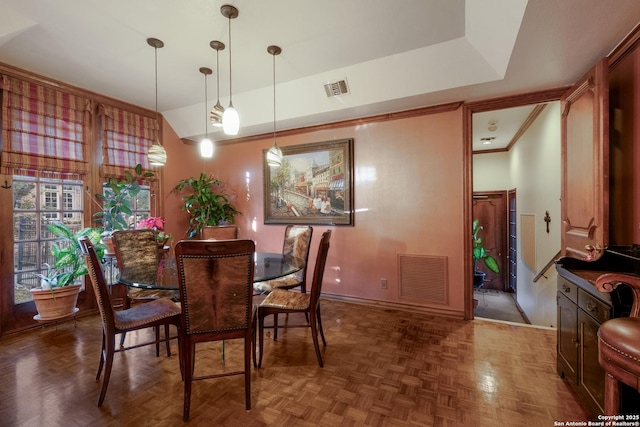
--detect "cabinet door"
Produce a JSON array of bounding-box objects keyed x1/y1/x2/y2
[
  {"x1": 557, "y1": 292, "x2": 578, "y2": 381},
  {"x1": 561, "y1": 59, "x2": 609, "y2": 259},
  {"x1": 578, "y1": 309, "x2": 605, "y2": 414}
]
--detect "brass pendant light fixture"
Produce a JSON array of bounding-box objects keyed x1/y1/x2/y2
[
  {"x1": 266, "y1": 45, "x2": 283, "y2": 168},
  {"x1": 199, "y1": 67, "x2": 214, "y2": 158},
  {"x1": 209, "y1": 40, "x2": 225, "y2": 127},
  {"x1": 221, "y1": 4, "x2": 239, "y2": 135},
  {"x1": 146, "y1": 37, "x2": 167, "y2": 166}
]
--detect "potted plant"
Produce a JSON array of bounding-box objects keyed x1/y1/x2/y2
[
  {"x1": 93, "y1": 164, "x2": 154, "y2": 251},
  {"x1": 172, "y1": 173, "x2": 240, "y2": 239},
  {"x1": 30, "y1": 222, "x2": 106, "y2": 321},
  {"x1": 472, "y1": 219, "x2": 500, "y2": 288}
]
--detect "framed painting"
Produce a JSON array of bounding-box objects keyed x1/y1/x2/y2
[{"x1": 263, "y1": 138, "x2": 354, "y2": 226}]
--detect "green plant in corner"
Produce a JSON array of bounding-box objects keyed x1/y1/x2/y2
[
  {"x1": 172, "y1": 173, "x2": 240, "y2": 239},
  {"x1": 472, "y1": 219, "x2": 500, "y2": 274}
]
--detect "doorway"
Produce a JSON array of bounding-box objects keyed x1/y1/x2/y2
[{"x1": 465, "y1": 89, "x2": 565, "y2": 326}]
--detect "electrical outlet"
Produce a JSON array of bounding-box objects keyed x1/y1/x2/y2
[{"x1": 380, "y1": 278, "x2": 387, "y2": 289}]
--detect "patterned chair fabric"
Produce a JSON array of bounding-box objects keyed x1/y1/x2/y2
[
  {"x1": 79, "y1": 237, "x2": 181, "y2": 407},
  {"x1": 253, "y1": 225, "x2": 313, "y2": 294},
  {"x1": 175, "y1": 239, "x2": 256, "y2": 421},
  {"x1": 258, "y1": 230, "x2": 332, "y2": 368}
]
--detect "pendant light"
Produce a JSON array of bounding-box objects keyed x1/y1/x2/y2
[
  {"x1": 146, "y1": 37, "x2": 167, "y2": 166},
  {"x1": 266, "y1": 45, "x2": 283, "y2": 168},
  {"x1": 221, "y1": 4, "x2": 239, "y2": 135},
  {"x1": 209, "y1": 40, "x2": 225, "y2": 127},
  {"x1": 199, "y1": 67, "x2": 214, "y2": 158}
]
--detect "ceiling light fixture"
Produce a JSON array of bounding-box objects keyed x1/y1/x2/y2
[
  {"x1": 266, "y1": 45, "x2": 283, "y2": 168},
  {"x1": 481, "y1": 137, "x2": 496, "y2": 145},
  {"x1": 209, "y1": 40, "x2": 225, "y2": 127},
  {"x1": 199, "y1": 67, "x2": 214, "y2": 158},
  {"x1": 147, "y1": 37, "x2": 167, "y2": 166},
  {"x1": 221, "y1": 5, "x2": 239, "y2": 136}
]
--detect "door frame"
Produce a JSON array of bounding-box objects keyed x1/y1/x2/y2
[{"x1": 463, "y1": 88, "x2": 568, "y2": 320}]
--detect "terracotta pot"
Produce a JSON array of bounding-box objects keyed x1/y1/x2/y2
[
  {"x1": 101, "y1": 235, "x2": 116, "y2": 254},
  {"x1": 30, "y1": 284, "x2": 81, "y2": 321}
]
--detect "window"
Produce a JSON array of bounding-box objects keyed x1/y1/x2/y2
[
  {"x1": 101, "y1": 182, "x2": 152, "y2": 228},
  {"x1": 13, "y1": 176, "x2": 83, "y2": 303}
]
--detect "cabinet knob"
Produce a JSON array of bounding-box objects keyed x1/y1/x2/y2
[
  {"x1": 586, "y1": 300, "x2": 598, "y2": 313},
  {"x1": 562, "y1": 284, "x2": 571, "y2": 293}
]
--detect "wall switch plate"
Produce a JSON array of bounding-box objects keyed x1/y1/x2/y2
[{"x1": 380, "y1": 278, "x2": 387, "y2": 289}]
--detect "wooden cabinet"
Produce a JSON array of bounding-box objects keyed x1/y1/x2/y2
[{"x1": 557, "y1": 276, "x2": 612, "y2": 416}]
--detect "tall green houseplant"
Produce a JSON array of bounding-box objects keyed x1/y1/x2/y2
[
  {"x1": 472, "y1": 219, "x2": 500, "y2": 274},
  {"x1": 173, "y1": 173, "x2": 239, "y2": 239},
  {"x1": 94, "y1": 164, "x2": 154, "y2": 232}
]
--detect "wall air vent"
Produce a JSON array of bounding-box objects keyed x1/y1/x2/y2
[{"x1": 324, "y1": 79, "x2": 349, "y2": 97}]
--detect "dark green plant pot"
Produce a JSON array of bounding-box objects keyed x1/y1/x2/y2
[{"x1": 473, "y1": 271, "x2": 486, "y2": 289}]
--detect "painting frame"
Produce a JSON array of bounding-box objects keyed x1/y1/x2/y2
[{"x1": 263, "y1": 138, "x2": 354, "y2": 226}]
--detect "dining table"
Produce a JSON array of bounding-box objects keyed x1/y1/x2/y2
[{"x1": 116, "y1": 251, "x2": 304, "y2": 293}]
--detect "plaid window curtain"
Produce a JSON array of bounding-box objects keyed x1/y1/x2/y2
[
  {"x1": 0, "y1": 75, "x2": 90, "y2": 178},
  {"x1": 98, "y1": 104, "x2": 158, "y2": 179}
]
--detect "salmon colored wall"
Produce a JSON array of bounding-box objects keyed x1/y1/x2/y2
[{"x1": 162, "y1": 108, "x2": 466, "y2": 316}]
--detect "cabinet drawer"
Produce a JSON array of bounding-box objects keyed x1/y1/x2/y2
[
  {"x1": 578, "y1": 289, "x2": 611, "y2": 324},
  {"x1": 558, "y1": 277, "x2": 578, "y2": 304}
]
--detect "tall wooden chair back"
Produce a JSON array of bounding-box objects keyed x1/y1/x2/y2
[
  {"x1": 79, "y1": 236, "x2": 181, "y2": 407},
  {"x1": 258, "y1": 230, "x2": 331, "y2": 368},
  {"x1": 174, "y1": 239, "x2": 256, "y2": 421}
]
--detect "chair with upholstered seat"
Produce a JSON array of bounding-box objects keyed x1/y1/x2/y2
[
  {"x1": 258, "y1": 230, "x2": 331, "y2": 368},
  {"x1": 595, "y1": 272, "x2": 640, "y2": 415},
  {"x1": 79, "y1": 236, "x2": 182, "y2": 407},
  {"x1": 253, "y1": 225, "x2": 313, "y2": 294},
  {"x1": 175, "y1": 239, "x2": 256, "y2": 421},
  {"x1": 201, "y1": 225, "x2": 238, "y2": 240},
  {"x1": 112, "y1": 229, "x2": 175, "y2": 352}
]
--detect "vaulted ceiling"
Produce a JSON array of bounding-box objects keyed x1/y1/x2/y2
[{"x1": 1, "y1": 0, "x2": 639, "y2": 146}]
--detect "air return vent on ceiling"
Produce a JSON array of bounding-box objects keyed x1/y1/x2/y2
[{"x1": 324, "y1": 79, "x2": 349, "y2": 97}]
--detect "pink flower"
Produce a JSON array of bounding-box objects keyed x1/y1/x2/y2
[{"x1": 137, "y1": 216, "x2": 165, "y2": 231}]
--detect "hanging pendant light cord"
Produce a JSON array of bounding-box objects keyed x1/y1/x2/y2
[
  {"x1": 228, "y1": 14, "x2": 233, "y2": 106},
  {"x1": 154, "y1": 45, "x2": 159, "y2": 142},
  {"x1": 204, "y1": 74, "x2": 208, "y2": 139},
  {"x1": 216, "y1": 49, "x2": 221, "y2": 106},
  {"x1": 272, "y1": 51, "x2": 276, "y2": 140}
]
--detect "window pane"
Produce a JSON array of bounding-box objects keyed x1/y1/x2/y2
[{"x1": 12, "y1": 176, "x2": 84, "y2": 304}]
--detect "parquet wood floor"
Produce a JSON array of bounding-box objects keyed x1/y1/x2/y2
[{"x1": 0, "y1": 299, "x2": 589, "y2": 426}]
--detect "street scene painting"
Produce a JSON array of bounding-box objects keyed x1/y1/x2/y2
[{"x1": 263, "y1": 138, "x2": 354, "y2": 226}]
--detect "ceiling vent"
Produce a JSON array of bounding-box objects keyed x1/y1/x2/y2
[{"x1": 324, "y1": 79, "x2": 349, "y2": 97}]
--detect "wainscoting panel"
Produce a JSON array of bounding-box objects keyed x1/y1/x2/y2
[{"x1": 398, "y1": 254, "x2": 448, "y2": 305}]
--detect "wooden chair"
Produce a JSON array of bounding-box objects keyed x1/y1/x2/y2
[
  {"x1": 595, "y1": 272, "x2": 640, "y2": 415},
  {"x1": 253, "y1": 225, "x2": 313, "y2": 294},
  {"x1": 175, "y1": 239, "x2": 256, "y2": 421},
  {"x1": 79, "y1": 237, "x2": 181, "y2": 407},
  {"x1": 258, "y1": 230, "x2": 331, "y2": 368},
  {"x1": 112, "y1": 229, "x2": 175, "y2": 352},
  {"x1": 201, "y1": 225, "x2": 238, "y2": 240}
]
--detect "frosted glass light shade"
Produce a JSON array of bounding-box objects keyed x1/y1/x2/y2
[
  {"x1": 148, "y1": 143, "x2": 167, "y2": 166},
  {"x1": 222, "y1": 106, "x2": 239, "y2": 135},
  {"x1": 266, "y1": 143, "x2": 282, "y2": 167},
  {"x1": 200, "y1": 138, "x2": 214, "y2": 158}
]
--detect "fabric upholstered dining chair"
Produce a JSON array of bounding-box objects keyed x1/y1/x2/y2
[
  {"x1": 112, "y1": 229, "x2": 175, "y2": 351},
  {"x1": 174, "y1": 239, "x2": 257, "y2": 421},
  {"x1": 201, "y1": 225, "x2": 238, "y2": 240},
  {"x1": 79, "y1": 237, "x2": 181, "y2": 407},
  {"x1": 253, "y1": 225, "x2": 313, "y2": 294},
  {"x1": 258, "y1": 230, "x2": 331, "y2": 368}
]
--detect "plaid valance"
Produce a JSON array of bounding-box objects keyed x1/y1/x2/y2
[
  {"x1": 98, "y1": 104, "x2": 159, "y2": 179},
  {"x1": 0, "y1": 75, "x2": 91, "y2": 178}
]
